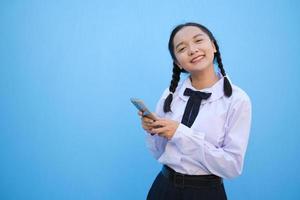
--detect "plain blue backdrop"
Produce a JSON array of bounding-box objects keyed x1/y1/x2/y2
[{"x1": 1, "y1": 0, "x2": 300, "y2": 199}]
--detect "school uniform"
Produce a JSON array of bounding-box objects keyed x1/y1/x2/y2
[{"x1": 145, "y1": 72, "x2": 252, "y2": 200}]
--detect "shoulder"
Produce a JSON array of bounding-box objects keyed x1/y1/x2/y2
[
  {"x1": 229, "y1": 84, "x2": 252, "y2": 109},
  {"x1": 231, "y1": 84, "x2": 251, "y2": 101}
]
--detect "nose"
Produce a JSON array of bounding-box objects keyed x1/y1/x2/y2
[{"x1": 188, "y1": 45, "x2": 199, "y2": 56}]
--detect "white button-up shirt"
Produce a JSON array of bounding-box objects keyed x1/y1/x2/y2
[{"x1": 146, "y1": 73, "x2": 252, "y2": 179}]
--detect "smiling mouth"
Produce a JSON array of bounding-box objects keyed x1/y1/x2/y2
[{"x1": 190, "y1": 55, "x2": 204, "y2": 63}]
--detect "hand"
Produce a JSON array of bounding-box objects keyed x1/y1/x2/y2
[
  {"x1": 138, "y1": 111, "x2": 156, "y2": 135},
  {"x1": 150, "y1": 119, "x2": 179, "y2": 140}
]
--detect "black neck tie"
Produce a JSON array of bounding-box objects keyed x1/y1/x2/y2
[{"x1": 181, "y1": 88, "x2": 212, "y2": 128}]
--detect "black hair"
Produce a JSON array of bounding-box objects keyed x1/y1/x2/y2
[{"x1": 163, "y1": 22, "x2": 232, "y2": 113}]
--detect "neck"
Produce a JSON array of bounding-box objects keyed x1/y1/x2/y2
[{"x1": 190, "y1": 65, "x2": 219, "y2": 90}]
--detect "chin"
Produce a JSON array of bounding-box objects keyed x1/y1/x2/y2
[{"x1": 186, "y1": 65, "x2": 209, "y2": 73}]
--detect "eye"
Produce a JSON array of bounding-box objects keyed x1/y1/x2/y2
[
  {"x1": 178, "y1": 47, "x2": 186, "y2": 52},
  {"x1": 195, "y1": 39, "x2": 203, "y2": 43}
]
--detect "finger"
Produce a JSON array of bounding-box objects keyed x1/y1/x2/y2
[
  {"x1": 142, "y1": 124, "x2": 153, "y2": 131},
  {"x1": 138, "y1": 111, "x2": 143, "y2": 116},
  {"x1": 142, "y1": 120, "x2": 149, "y2": 127},
  {"x1": 142, "y1": 122, "x2": 153, "y2": 129},
  {"x1": 142, "y1": 117, "x2": 155, "y2": 124},
  {"x1": 142, "y1": 120, "x2": 155, "y2": 127},
  {"x1": 152, "y1": 120, "x2": 167, "y2": 127},
  {"x1": 151, "y1": 126, "x2": 168, "y2": 134},
  {"x1": 142, "y1": 120, "x2": 153, "y2": 127},
  {"x1": 153, "y1": 120, "x2": 169, "y2": 127}
]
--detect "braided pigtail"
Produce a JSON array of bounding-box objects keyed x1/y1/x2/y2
[
  {"x1": 214, "y1": 41, "x2": 232, "y2": 97},
  {"x1": 163, "y1": 62, "x2": 182, "y2": 112}
]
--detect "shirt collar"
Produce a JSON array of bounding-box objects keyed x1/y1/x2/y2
[{"x1": 178, "y1": 72, "x2": 226, "y2": 103}]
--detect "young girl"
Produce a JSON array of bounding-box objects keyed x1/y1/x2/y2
[{"x1": 139, "y1": 22, "x2": 252, "y2": 200}]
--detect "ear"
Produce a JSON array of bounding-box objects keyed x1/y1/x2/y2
[{"x1": 211, "y1": 41, "x2": 217, "y2": 53}]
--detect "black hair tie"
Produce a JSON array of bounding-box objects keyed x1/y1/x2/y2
[{"x1": 181, "y1": 88, "x2": 212, "y2": 128}]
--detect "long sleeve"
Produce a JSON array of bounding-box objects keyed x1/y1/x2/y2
[
  {"x1": 169, "y1": 96, "x2": 252, "y2": 179},
  {"x1": 145, "y1": 89, "x2": 169, "y2": 159}
]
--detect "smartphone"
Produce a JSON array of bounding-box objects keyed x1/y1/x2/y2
[{"x1": 130, "y1": 98, "x2": 158, "y2": 121}]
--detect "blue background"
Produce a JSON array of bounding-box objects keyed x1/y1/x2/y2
[{"x1": 1, "y1": 0, "x2": 299, "y2": 199}]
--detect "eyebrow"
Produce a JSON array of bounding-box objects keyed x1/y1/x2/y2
[{"x1": 175, "y1": 33, "x2": 204, "y2": 50}]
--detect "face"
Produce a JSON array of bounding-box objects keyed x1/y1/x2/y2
[{"x1": 173, "y1": 26, "x2": 217, "y2": 73}]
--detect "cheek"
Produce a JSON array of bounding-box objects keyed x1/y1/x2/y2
[
  {"x1": 205, "y1": 44, "x2": 216, "y2": 57},
  {"x1": 175, "y1": 54, "x2": 186, "y2": 65},
  {"x1": 203, "y1": 47, "x2": 215, "y2": 61},
  {"x1": 207, "y1": 51, "x2": 215, "y2": 60}
]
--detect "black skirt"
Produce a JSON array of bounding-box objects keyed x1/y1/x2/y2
[{"x1": 147, "y1": 165, "x2": 227, "y2": 200}]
